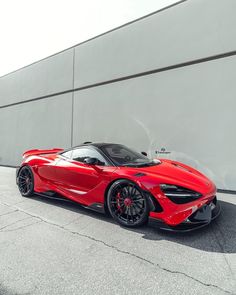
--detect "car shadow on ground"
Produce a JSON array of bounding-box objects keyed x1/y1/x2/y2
[{"x1": 31, "y1": 195, "x2": 236, "y2": 254}]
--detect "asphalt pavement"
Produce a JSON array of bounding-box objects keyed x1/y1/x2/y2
[{"x1": 0, "y1": 167, "x2": 235, "y2": 295}]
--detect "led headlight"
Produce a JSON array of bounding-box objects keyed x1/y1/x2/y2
[{"x1": 160, "y1": 184, "x2": 202, "y2": 204}]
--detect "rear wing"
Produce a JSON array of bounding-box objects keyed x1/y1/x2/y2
[{"x1": 23, "y1": 148, "x2": 64, "y2": 159}]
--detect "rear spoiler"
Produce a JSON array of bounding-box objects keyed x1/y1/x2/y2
[{"x1": 23, "y1": 148, "x2": 64, "y2": 159}]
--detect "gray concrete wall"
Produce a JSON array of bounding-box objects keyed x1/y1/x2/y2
[
  {"x1": 0, "y1": 0, "x2": 236, "y2": 190},
  {"x1": 0, "y1": 49, "x2": 74, "y2": 106},
  {"x1": 0, "y1": 93, "x2": 72, "y2": 166},
  {"x1": 74, "y1": 0, "x2": 236, "y2": 88}
]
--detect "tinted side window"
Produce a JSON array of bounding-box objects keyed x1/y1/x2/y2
[{"x1": 71, "y1": 148, "x2": 108, "y2": 166}]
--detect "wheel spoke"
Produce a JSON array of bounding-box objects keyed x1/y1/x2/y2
[
  {"x1": 132, "y1": 200, "x2": 144, "y2": 204},
  {"x1": 134, "y1": 202, "x2": 143, "y2": 210},
  {"x1": 130, "y1": 207, "x2": 135, "y2": 223},
  {"x1": 123, "y1": 187, "x2": 129, "y2": 197},
  {"x1": 130, "y1": 185, "x2": 136, "y2": 197},
  {"x1": 126, "y1": 208, "x2": 129, "y2": 222}
]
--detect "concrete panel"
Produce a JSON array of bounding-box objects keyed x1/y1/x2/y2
[
  {"x1": 0, "y1": 49, "x2": 74, "y2": 107},
  {"x1": 74, "y1": 0, "x2": 236, "y2": 88},
  {"x1": 0, "y1": 93, "x2": 72, "y2": 166},
  {"x1": 73, "y1": 56, "x2": 236, "y2": 190}
]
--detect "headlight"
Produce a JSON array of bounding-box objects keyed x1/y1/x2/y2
[{"x1": 160, "y1": 184, "x2": 202, "y2": 204}]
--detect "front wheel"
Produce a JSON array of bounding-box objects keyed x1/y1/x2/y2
[
  {"x1": 107, "y1": 179, "x2": 149, "y2": 227},
  {"x1": 17, "y1": 166, "x2": 34, "y2": 197}
]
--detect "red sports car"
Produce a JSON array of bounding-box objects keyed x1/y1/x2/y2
[{"x1": 16, "y1": 142, "x2": 220, "y2": 231}]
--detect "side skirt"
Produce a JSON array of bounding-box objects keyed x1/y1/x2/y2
[{"x1": 34, "y1": 191, "x2": 105, "y2": 214}]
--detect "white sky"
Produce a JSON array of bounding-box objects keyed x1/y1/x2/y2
[{"x1": 0, "y1": 0, "x2": 179, "y2": 77}]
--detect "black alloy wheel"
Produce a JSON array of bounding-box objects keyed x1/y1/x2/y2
[
  {"x1": 107, "y1": 179, "x2": 149, "y2": 227},
  {"x1": 18, "y1": 166, "x2": 34, "y2": 197}
]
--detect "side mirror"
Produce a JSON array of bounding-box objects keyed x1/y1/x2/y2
[
  {"x1": 141, "y1": 151, "x2": 147, "y2": 157},
  {"x1": 84, "y1": 157, "x2": 105, "y2": 166},
  {"x1": 84, "y1": 157, "x2": 98, "y2": 165}
]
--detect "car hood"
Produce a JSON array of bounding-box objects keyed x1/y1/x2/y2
[{"x1": 130, "y1": 159, "x2": 216, "y2": 195}]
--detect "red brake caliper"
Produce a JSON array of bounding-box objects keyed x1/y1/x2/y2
[{"x1": 116, "y1": 192, "x2": 123, "y2": 213}]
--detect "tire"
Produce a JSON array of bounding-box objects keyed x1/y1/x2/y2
[
  {"x1": 107, "y1": 179, "x2": 149, "y2": 228},
  {"x1": 17, "y1": 166, "x2": 34, "y2": 197}
]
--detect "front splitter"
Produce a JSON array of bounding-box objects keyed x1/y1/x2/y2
[{"x1": 149, "y1": 201, "x2": 221, "y2": 232}]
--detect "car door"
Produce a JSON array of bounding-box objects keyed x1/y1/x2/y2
[
  {"x1": 54, "y1": 147, "x2": 111, "y2": 204},
  {"x1": 35, "y1": 154, "x2": 60, "y2": 189}
]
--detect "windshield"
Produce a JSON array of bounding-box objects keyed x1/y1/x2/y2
[{"x1": 100, "y1": 144, "x2": 160, "y2": 167}]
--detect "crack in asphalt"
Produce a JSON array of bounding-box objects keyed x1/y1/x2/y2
[
  {"x1": 0, "y1": 220, "x2": 42, "y2": 233},
  {"x1": 0, "y1": 216, "x2": 33, "y2": 231},
  {"x1": 62, "y1": 215, "x2": 85, "y2": 227},
  {"x1": 0, "y1": 200, "x2": 235, "y2": 295},
  {"x1": 67, "y1": 229, "x2": 235, "y2": 295},
  {"x1": 0, "y1": 209, "x2": 19, "y2": 217}
]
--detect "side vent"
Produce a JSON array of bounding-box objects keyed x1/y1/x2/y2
[{"x1": 134, "y1": 172, "x2": 146, "y2": 177}]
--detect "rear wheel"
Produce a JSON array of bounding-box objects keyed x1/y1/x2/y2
[
  {"x1": 107, "y1": 179, "x2": 149, "y2": 227},
  {"x1": 17, "y1": 166, "x2": 34, "y2": 197}
]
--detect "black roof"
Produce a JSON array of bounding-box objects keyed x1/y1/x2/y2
[{"x1": 81, "y1": 142, "x2": 122, "y2": 148}]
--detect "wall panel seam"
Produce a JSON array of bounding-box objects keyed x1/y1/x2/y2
[
  {"x1": 71, "y1": 48, "x2": 75, "y2": 147},
  {"x1": 1, "y1": 49, "x2": 236, "y2": 110}
]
